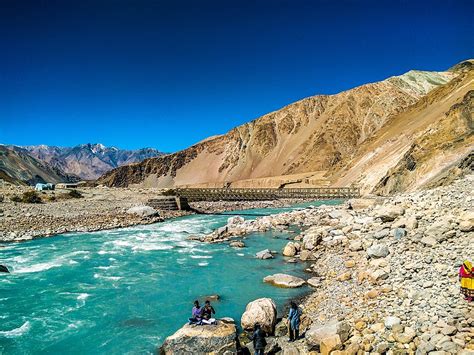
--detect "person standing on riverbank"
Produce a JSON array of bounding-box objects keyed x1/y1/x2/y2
[
  {"x1": 459, "y1": 260, "x2": 474, "y2": 302},
  {"x1": 287, "y1": 301, "x2": 301, "y2": 341},
  {"x1": 251, "y1": 323, "x2": 267, "y2": 355}
]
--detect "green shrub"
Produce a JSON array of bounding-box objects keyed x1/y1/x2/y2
[
  {"x1": 21, "y1": 191, "x2": 42, "y2": 203},
  {"x1": 67, "y1": 189, "x2": 83, "y2": 199},
  {"x1": 10, "y1": 195, "x2": 21, "y2": 203}
]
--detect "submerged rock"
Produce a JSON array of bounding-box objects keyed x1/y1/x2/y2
[
  {"x1": 241, "y1": 298, "x2": 277, "y2": 334},
  {"x1": 229, "y1": 241, "x2": 245, "y2": 248},
  {"x1": 160, "y1": 320, "x2": 237, "y2": 354},
  {"x1": 263, "y1": 273, "x2": 306, "y2": 288}
]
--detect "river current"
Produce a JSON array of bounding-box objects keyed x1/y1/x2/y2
[{"x1": 0, "y1": 200, "x2": 341, "y2": 354}]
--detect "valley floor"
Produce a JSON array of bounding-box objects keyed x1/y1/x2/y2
[{"x1": 0, "y1": 185, "x2": 311, "y2": 242}]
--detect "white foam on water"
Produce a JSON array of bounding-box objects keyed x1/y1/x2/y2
[
  {"x1": 94, "y1": 274, "x2": 122, "y2": 281},
  {"x1": 190, "y1": 255, "x2": 213, "y2": 259},
  {"x1": 96, "y1": 265, "x2": 114, "y2": 270},
  {"x1": 15, "y1": 261, "x2": 62, "y2": 274},
  {"x1": 198, "y1": 262, "x2": 209, "y2": 267},
  {"x1": 0, "y1": 321, "x2": 31, "y2": 338},
  {"x1": 132, "y1": 244, "x2": 174, "y2": 252},
  {"x1": 77, "y1": 293, "x2": 90, "y2": 301},
  {"x1": 237, "y1": 253, "x2": 245, "y2": 256}
]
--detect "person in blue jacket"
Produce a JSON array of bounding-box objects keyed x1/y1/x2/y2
[{"x1": 287, "y1": 301, "x2": 301, "y2": 341}]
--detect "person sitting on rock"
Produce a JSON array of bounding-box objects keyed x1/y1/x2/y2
[
  {"x1": 287, "y1": 301, "x2": 301, "y2": 341},
  {"x1": 459, "y1": 260, "x2": 473, "y2": 302},
  {"x1": 251, "y1": 323, "x2": 267, "y2": 355},
  {"x1": 200, "y1": 300, "x2": 216, "y2": 325},
  {"x1": 188, "y1": 300, "x2": 203, "y2": 325}
]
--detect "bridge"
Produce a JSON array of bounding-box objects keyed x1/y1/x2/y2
[{"x1": 174, "y1": 187, "x2": 360, "y2": 202}]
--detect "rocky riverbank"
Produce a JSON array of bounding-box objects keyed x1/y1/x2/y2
[
  {"x1": 166, "y1": 174, "x2": 474, "y2": 354},
  {"x1": 0, "y1": 185, "x2": 312, "y2": 242},
  {"x1": 0, "y1": 186, "x2": 192, "y2": 242}
]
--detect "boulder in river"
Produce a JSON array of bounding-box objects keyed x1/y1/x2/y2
[
  {"x1": 229, "y1": 241, "x2": 245, "y2": 248},
  {"x1": 0, "y1": 265, "x2": 9, "y2": 273},
  {"x1": 255, "y1": 249, "x2": 273, "y2": 259},
  {"x1": 160, "y1": 320, "x2": 237, "y2": 354},
  {"x1": 241, "y1": 298, "x2": 277, "y2": 334},
  {"x1": 263, "y1": 273, "x2": 306, "y2": 288}
]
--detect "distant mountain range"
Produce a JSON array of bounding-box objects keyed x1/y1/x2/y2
[
  {"x1": 0, "y1": 144, "x2": 164, "y2": 184},
  {"x1": 0, "y1": 145, "x2": 79, "y2": 185}
]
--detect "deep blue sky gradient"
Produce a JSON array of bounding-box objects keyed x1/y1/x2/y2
[{"x1": 1, "y1": 0, "x2": 473, "y2": 152}]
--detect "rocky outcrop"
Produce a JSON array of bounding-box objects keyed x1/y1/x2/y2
[
  {"x1": 241, "y1": 298, "x2": 277, "y2": 334},
  {"x1": 160, "y1": 320, "x2": 237, "y2": 354}
]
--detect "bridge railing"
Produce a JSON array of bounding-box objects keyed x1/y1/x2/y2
[{"x1": 174, "y1": 187, "x2": 360, "y2": 201}]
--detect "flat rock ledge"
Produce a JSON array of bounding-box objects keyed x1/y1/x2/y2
[
  {"x1": 263, "y1": 273, "x2": 306, "y2": 288},
  {"x1": 160, "y1": 319, "x2": 237, "y2": 354}
]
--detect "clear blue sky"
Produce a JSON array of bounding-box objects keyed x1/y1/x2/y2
[{"x1": 1, "y1": 0, "x2": 472, "y2": 152}]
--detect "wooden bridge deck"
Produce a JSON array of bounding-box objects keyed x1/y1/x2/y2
[{"x1": 175, "y1": 187, "x2": 360, "y2": 202}]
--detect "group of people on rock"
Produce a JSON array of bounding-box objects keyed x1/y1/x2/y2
[
  {"x1": 188, "y1": 300, "x2": 217, "y2": 325},
  {"x1": 460, "y1": 260, "x2": 474, "y2": 302}
]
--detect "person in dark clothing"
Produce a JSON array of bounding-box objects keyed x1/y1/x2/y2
[
  {"x1": 287, "y1": 301, "x2": 301, "y2": 342},
  {"x1": 188, "y1": 300, "x2": 203, "y2": 325},
  {"x1": 201, "y1": 300, "x2": 216, "y2": 325},
  {"x1": 251, "y1": 323, "x2": 267, "y2": 355}
]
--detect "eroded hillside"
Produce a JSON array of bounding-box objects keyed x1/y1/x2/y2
[{"x1": 99, "y1": 60, "x2": 473, "y2": 194}]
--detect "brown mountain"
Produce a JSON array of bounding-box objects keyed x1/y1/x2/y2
[
  {"x1": 0, "y1": 146, "x2": 79, "y2": 185},
  {"x1": 98, "y1": 60, "x2": 473, "y2": 194}
]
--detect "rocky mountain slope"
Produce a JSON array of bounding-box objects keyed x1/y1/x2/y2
[
  {"x1": 99, "y1": 60, "x2": 473, "y2": 193},
  {"x1": 21, "y1": 143, "x2": 163, "y2": 180},
  {"x1": 0, "y1": 146, "x2": 79, "y2": 185}
]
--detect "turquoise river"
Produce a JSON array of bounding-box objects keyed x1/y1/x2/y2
[{"x1": 0, "y1": 200, "x2": 341, "y2": 354}]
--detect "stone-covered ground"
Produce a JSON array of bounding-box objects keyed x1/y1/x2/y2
[{"x1": 181, "y1": 174, "x2": 474, "y2": 354}]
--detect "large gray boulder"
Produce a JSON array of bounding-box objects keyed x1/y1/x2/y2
[
  {"x1": 160, "y1": 320, "x2": 237, "y2": 354},
  {"x1": 241, "y1": 298, "x2": 277, "y2": 334},
  {"x1": 305, "y1": 320, "x2": 351, "y2": 348},
  {"x1": 126, "y1": 206, "x2": 159, "y2": 218},
  {"x1": 367, "y1": 243, "x2": 390, "y2": 258},
  {"x1": 374, "y1": 205, "x2": 405, "y2": 222},
  {"x1": 459, "y1": 211, "x2": 474, "y2": 232},
  {"x1": 263, "y1": 274, "x2": 306, "y2": 288}
]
